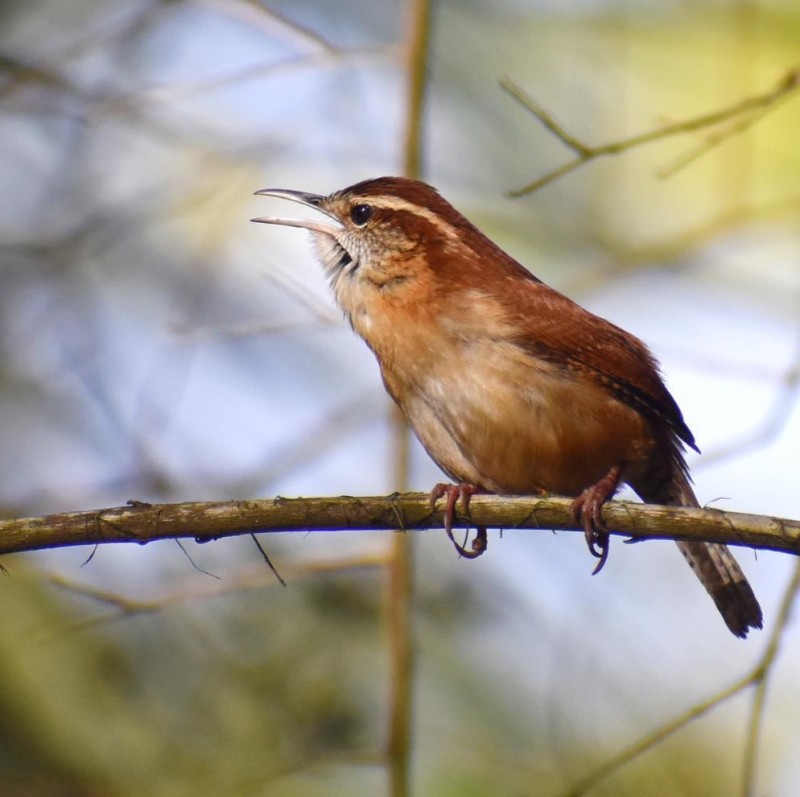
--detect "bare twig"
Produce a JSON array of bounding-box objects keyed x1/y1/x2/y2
[
  {"x1": 741, "y1": 560, "x2": 800, "y2": 796},
  {"x1": 502, "y1": 68, "x2": 800, "y2": 196},
  {"x1": 1, "y1": 494, "x2": 798, "y2": 558},
  {"x1": 701, "y1": 333, "x2": 800, "y2": 467},
  {"x1": 562, "y1": 559, "x2": 800, "y2": 797}
]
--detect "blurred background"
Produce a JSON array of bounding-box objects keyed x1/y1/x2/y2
[{"x1": 1, "y1": 1, "x2": 799, "y2": 795}]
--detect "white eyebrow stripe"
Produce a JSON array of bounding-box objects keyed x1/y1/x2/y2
[{"x1": 353, "y1": 195, "x2": 460, "y2": 241}]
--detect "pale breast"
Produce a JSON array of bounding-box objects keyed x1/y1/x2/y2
[{"x1": 396, "y1": 338, "x2": 657, "y2": 497}]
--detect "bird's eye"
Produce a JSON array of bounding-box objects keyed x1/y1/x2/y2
[{"x1": 350, "y1": 204, "x2": 373, "y2": 226}]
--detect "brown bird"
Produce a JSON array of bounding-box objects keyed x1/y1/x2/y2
[{"x1": 252, "y1": 176, "x2": 763, "y2": 638}]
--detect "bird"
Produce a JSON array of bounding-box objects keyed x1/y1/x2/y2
[{"x1": 252, "y1": 175, "x2": 763, "y2": 638}]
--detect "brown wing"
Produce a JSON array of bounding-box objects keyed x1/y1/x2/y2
[{"x1": 497, "y1": 272, "x2": 698, "y2": 453}]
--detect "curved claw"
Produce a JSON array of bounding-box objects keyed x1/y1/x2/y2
[
  {"x1": 451, "y1": 525, "x2": 488, "y2": 559},
  {"x1": 587, "y1": 532, "x2": 610, "y2": 575},
  {"x1": 573, "y1": 493, "x2": 610, "y2": 574},
  {"x1": 429, "y1": 483, "x2": 488, "y2": 559},
  {"x1": 570, "y1": 464, "x2": 622, "y2": 575}
]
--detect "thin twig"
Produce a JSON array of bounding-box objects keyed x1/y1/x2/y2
[
  {"x1": 701, "y1": 333, "x2": 800, "y2": 467},
  {"x1": 36, "y1": 551, "x2": 389, "y2": 640},
  {"x1": 250, "y1": 533, "x2": 287, "y2": 587},
  {"x1": 561, "y1": 559, "x2": 800, "y2": 797},
  {"x1": 502, "y1": 68, "x2": 800, "y2": 196},
  {"x1": 741, "y1": 560, "x2": 800, "y2": 796},
  {"x1": 561, "y1": 674, "x2": 751, "y2": 797}
]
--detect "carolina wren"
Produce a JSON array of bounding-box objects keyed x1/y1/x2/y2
[{"x1": 252, "y1": 176, "x2": 763, "y2": 638}]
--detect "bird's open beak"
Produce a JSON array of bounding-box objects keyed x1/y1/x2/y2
[{"x1": 251, "y1": 189, "x2": 343, "y2": 236}]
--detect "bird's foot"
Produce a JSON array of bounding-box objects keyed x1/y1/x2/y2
[
  {"x1": 570, "y1": 464, "x2": 622, "y2": 575},
  {"x1": 429, "y1": 482, "x2": 487, "y2": 559}
]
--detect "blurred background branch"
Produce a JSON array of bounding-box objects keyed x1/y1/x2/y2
[
  {"x1": 385, "y1": 1, "x2": 431, "y2": 795},
  {"x1": 504, "y1": 67, "x2": 799, "y2": 195},
  {"x1": 562, "y1": 560, "x2": 800, "y2": 797}
]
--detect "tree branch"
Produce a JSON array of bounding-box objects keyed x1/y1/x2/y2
[
  {"x1": 562, "y1": 559, "x2": 800, "y2": 797},
  {"x1": 1, "y1": 494, "x2": 798, "y2": 557},
  {"x1": 502, "y1": 67, "x2": 800, "y2": 196}
]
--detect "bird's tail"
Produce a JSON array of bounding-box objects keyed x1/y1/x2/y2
[
  {"x1": 675, "y1": 539, "x2": 762, "y2": 638},
  {"x1": 642, "y1": 470, "x2": 763, "y2": 638}
]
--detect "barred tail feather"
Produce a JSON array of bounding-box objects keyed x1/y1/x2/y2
[
  {"x1": 637, "y1": 467, "x2": 763, "y2": 638},
  {"x1": 675, "y1": 540, "x2": 763, "y2": 638}
]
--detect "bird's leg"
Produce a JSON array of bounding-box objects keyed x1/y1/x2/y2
[
  {"x1": 429, "y1": 483, "x2": 488, "y2": 559},
  {"x1": 570, "y1": 464, "x2": 622, "y2": 575}
]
